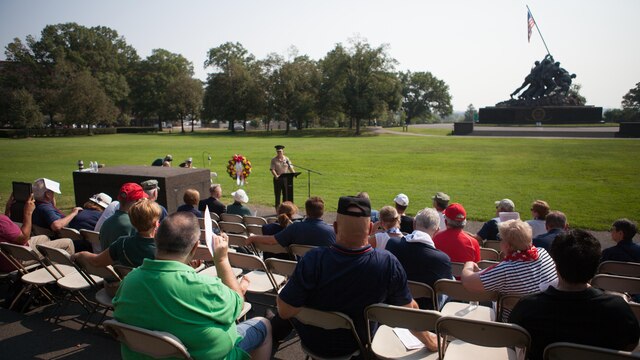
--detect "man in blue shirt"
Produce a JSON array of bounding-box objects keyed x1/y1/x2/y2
[
  {"x1": 276, "y1": 196, "x2": 437, "y2": 358},
  {"x1": 246, "y1": 196, "x2": 335, "y2": 248},
  {"x1": 601, "y1": 218, "x2": 640, "y2": 263},
  {"x1": 533, "y1": 211, "x2": 567, "y2": 251},
  {"x1": 32, "y1": 178, "x2": 83, "y2": 233}
]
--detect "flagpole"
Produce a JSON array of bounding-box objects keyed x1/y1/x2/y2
[{"x1": 526, "y1": 5, "x2": 551, "y2": 56}]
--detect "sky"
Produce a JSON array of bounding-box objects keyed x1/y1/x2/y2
[{"x1": 1, "y1": 0, "x2": 638, "y2": 111}]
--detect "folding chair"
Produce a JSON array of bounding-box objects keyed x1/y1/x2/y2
[
  {"x1": 112, "y1": 264, "x2": 134, "y2": 279},
  {"x1": 32, "y1": 224, "x2": 55, "y2": 237},
  {"x1": 450, "y1": 262, "x2": 464, "y2": 278},
  {"x1": 219, "y1": 221, "x2": 248, "y2": 235},
  {"x1": 244, "y1": 215, "x2": 267, "y2": 226},
  {"x1": 598, "y1": 261, "x2": 640, "y2": 278},
  {"x1": 477, "y1": 260, "x2": 499, "y2": 270},
  {"x1": 192, "y1": 245, "x2": 243, "y2": 278},
  {"x1": 591, "y1": 274, "x2": 640, "y2": 295},
  {"x1": 289, "y1": 244, "x2": 317, "y2": 259},
  {"x1": 483, "y1": 240, "x2": 502, "y2": 253},
  {"x1": 227, "y1": 233, "x2": 257, "y2": 255},
  {"x1": 253, "y1": 242, "x2": 290, "y2": 259},
  {"x1": 543, "y1": 341, "x2": 640, "y2": 360},
  {"x1": 80, "y1": 229, "x2": 102, "y2": 253},
  {"x1": 497, "y1": 294, "x2": 522, "y2": 322},
  {"x1": 434, "y1": 279, "x2": 498, "y2": 321},
  {"x1": 227, "y1": 252, "x2": 286, "y2": 295},
  {"x1": 103, "y1": 319, "x2": 193, "y2": 359},
  {"x1": 437, "y1": 316, "x2": 530, "y2": 360},
  {"x1": 246, "y1": 224, "x2": 263, "y2": 235},
  {"x1": 264, "y1": 258, "x2": 297, "y2": 291},
  {"x1": 197, "y1": 217, "x2": 219, "y2": 231},
  {"x1": 480, "y1": 248, "x2": 501, "y2": 261},
  {"x1": 73, "y1": 255, "x2": 122, "y2": 328},
  {"x1": 58, "y1": 227, "x2": 84, "y2": 241},
  {"x1": 221, "y1": 213, "x2": 243, "y2": 223},
  {"x1": 266, "y1": 217, "x2": 278, "y2": 224},
  {"x1": 408, "y1": 280, "x2": 437, "y2": 310},
  {"x1": 294, "y1": 307, "x2": 366, "y2": 360},
  {"x1": 209, "y1": 212, "x2": 220, "y2": 222},
  {"x1": 366, "y1": 303, "x2": 440, "y2": 359}
]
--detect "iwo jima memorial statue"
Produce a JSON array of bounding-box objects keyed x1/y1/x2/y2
[{"x1": 479, "y1": 8, "x2": 602, "y2": 124}]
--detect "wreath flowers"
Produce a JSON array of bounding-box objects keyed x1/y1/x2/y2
[{"x1": 227, "y1": 154, "x2": 252, "y2": 186}]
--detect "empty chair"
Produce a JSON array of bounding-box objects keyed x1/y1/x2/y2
[
  {"x1": 221, "y1": 213, "x2": 243, "y2": 223},
  {"x1": 294, "y1": 307, "x2": 366, "y2": 360},
  {"x1": 591, "y1": 274, "x2": 640, "y2": 295},
  {"x1": 246, "y1": 224, "x2": 263, "y2": 236},
  {"x1": 58, "y1": 227, "x2": 84, "y2": 241},
  {"x1": 244, "y1": 215, "x2": 267, "y2": 226},
  {"x1": 483, "y1": 240, "x2": 502, "y2": 253},
  {"x1": 543, "y1": 342, "x2": 640, "y2": 360},
  {"x1": 227, "y1": 252, "x2": 286, "y2": 294},
  {"x1": 365, "y1": 303, "x2": 440, "y2": 359},
  {"x1": 103, "y1": 319, "x2": 192, "y2": 359},
  {"x1": 226, "y1": 233, "x2": 257, "y2": 255},
  {"x1": 598, "y1": 261, "x2": 640, "y2": 278},
  {"x1": 73, "y1": 255, "x2": 122, "y2": 328},
  {"x1": 436, "y1": 316, "x2": 531, "y2": 360},
  {"x1": 289, "y1": 244, "x2": 317, "y2": 259},
  {"x1": 192, "y1": 245, "x2": 242, "y2": 278},
  {"x1": 219, "y1": 221, "x2": 247, "y2": 235},
  {"x1": 480, "y1": 248, "x2": 501, "y2": 261},
  {"x1": 434, "y1": 279, "x2": 499, "y2": 321},
  {"x1": 253, "y1": 242, "x2": 290, "y2": 259},
  {"x1": 408, "y1": 280, "x2": 437, "y2": 310},
  {"x1": 209, "y1": 212, "x2": 220, "y2": 222},
  {"x1": 264, "y1": 258, "x2": 297, "y2": 291},
  {"x1": 80, "y1": 229, "x2": 102, "y2": 253}
]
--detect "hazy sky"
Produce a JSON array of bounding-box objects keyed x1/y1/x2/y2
[{"x1": 1, "y1": 0, "x2": 638, "y2": 111}]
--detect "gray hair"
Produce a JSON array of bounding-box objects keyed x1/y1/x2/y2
[
  {"x1": 155, "y1": 212, "x2": 200, "y2": 256},
  {"x1": 32, "y1": 178, "x2": 47, "y2": 201},
  {"x1": 414, "y1": 208, "x2": 440, "y2": 232},
  {"x1": 445, "y1": 216, "x2": 467, "y2": 229}
]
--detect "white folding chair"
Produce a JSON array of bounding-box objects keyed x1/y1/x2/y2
[
  {"x1": 480, "y1": 248, "x2": 501, "y2": 261},
  {"x1": 434, "y1": 279, "x2": 498, "y2": 321},
  {"x1": 591, "y1": 274, "x2": 640, "y2": 295},
  {"x1": 74, "y1": 256, "x2": 122, "y2": 328},
  {"x1": 80, "y1": 229, "x2": 102, "y2": 253},
  {"x1": 58, "y1": 227, "x2": 83, "y2": 241},
  {"x1": 227, "y1": 252, "x2": 286, "y2": 295},
  {"x1": 253, "y1": 242, "x2": 290, "y2": 259},
  {"x1": 543, "y1": 341, "x2": 640, "y2": 360},
  {"x1": 244, "y1": 215, "x2": 267, "y2": 226},
  {"x1": 408, "y1": 280, "x2": 437, "y2": 310},
  {"x1": 598, "y1": 261, "x2": 640, "y2": 278},
  {"x1": 221, "y1": 213, "x2": 244, "y2": 223},
  {"x1": 103, "y1": 319, "x2": 193, "y2": 359},
  {"x1": 246, "y1": 224, "x2": 263, "y2": 235},
  {"x1": 219, "y1": 221, "x2": 248, "y2": 235},
  {"x1": 209, "y1": 212, "x2": 220, "y2": 222},
  {"x1": 289, "y1": 244, "x2": 317, "y2": 259}
]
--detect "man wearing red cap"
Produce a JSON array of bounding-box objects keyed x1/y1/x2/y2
[
  {"x1": 433, "y1": 203, "x2": 481, "y2": 263},
  {"x1": 99, "y1": 183, "x2": 148, "y2": 250}
]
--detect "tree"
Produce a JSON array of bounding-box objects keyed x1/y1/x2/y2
[
  {"x1": 318, "y1": 44, "x2": 349, "y2": 122},
  {"x1": 400, "y1": 71, "x2": 452, "y2": 124},
  {"x1": 165, "y1": 75, "x2": 204, "y2": 133},
  {"x1": 464, "y1": 104, "x2": 477, "y2": 122},
  {"x1": 622, "y1": 82, "x2": 640, "y2": 121},
  {"x1": 6, "y1": 89, "x2": 44, "y2": 130}
]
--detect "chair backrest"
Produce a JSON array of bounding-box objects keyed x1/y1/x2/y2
[
  {"x1": 294, "y1": 307, "x2": 366, "y2": 357},
  {"x1": 193, "y1": 245, "x2": 214, "y2": 262},
  {"x1": 227, "y1": 252, "x2": 279, "y2": 290},
  {"x1": 365, "y1": 303, "x2": 441, "y2": 343},
  {"x1": 253, "y1": 242, "x2": 289, "y2": 256},
  {"x1": 80, "y1": 229, "x2": 102, "y2": 253},
  {"x1": 35, "y1": 244, "x2": 78, "y2": 275},
  {"x1": 103, "y1": 319, "x2": 193, "y2": 359},
  {"x1": 32, "y1": 224, "x2": 55, "y2": 237},
  {"x1": 436, "y1": 316, "x2": 531, "y2": 360},
  {"x1": 244, "y1": 215, "x2": 267, "y2": 226},
  {"x1": 221, "y1": 213, "x2": 243, "y2": 223},
  {"x1": 480, "y1": 247, "x2": 501, "y2": 261},
  {"x1": 209, "y1": 212, "x2": 220, "y2": 222},
  {"x1": 112, "y1": 264, "x2": 133, "y2": 279},
  {"x1": 407, "y1": 280, "x2": 436, "y2": 310},
  {"x1": 266, "y1": 217, "x2": 278, "y2": 224},
  {"x1": 219, "y1": 221, "x2": 247, "y2": 235},
  {"x1": 73, "y1": 255, "x2": 121, "y2": 283},
  {"x1": 59, "y1": 227, "x2": 84, "y2": 241},
  {"x1": 226, "y1": 234, "x2": 255, "y2": 254},
  {"x1": 543, "y1": 341, "x2": 640, "y2": 360},
  {"x1": 434, "y1": 279, "x2": 500, "y2": 309},
  {"x1": 246, "y1": 224, "x2": 263, "y2": 235},
  {"x1": 591, "y1": 274, "x2": 640, "y2": 295},
  {"x1": 450, "y1": 262, "x2": 464, "y2": 278},
  {"x1": 483, "y1": 240, "x2": 502, "y2": 252},
  {"x1": 497, "y1": 294, "x2": 522, "y2": 322},
  {"x1": 478, "y1": 260, "x2": 499, "y2": 270},
  {"x1": 0, "y1": 243, "x2": 42, "y2": 275},
  {"x1": 598, "y1": 261, "x2": 640, "y2": 278},
  {"x1": 265, "y1": 258, "x2": 297, "y2": 279},
  {"x1": 289, "y1": 244, "x2": 317, "y2": 259}
]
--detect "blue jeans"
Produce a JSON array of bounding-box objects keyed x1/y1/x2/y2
[{"x1": 237, "y1": 318, "x2": 268, "y2": 352}]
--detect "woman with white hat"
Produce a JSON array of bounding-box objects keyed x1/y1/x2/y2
[{"x1": 226, "y1": 189, "x2": 252, "y2": 216}]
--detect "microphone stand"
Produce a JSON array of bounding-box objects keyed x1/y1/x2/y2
[{"x1": 290, "y1": 163, "x2": 322, "y2": 198}]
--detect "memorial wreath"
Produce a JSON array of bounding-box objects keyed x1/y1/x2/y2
[{"x1": 227, "y1": 154, "x2": 251, "y2": 186}]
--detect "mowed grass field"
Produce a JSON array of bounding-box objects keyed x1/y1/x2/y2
[{"x1": 1, "y1": 130, "x2": 638, "y2": 231}]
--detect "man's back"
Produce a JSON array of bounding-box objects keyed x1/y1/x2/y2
[
  {"x1": 99, "y1": 210, "x2": 134, "y2": 250},
  {"x1": 533, "y1": 228, "x2": 563, "y2": 251},
  {"x1": 433, "y1": 228, "x2": 481, "y2": 263},
  {"x1": 198, "y1": 197, "x2": 226, "y2": 216},
  {"x1": 510, "y1": 287, "x2": 639, "y2": 360},
  {"x1": 601, "y1": 239, "x2": 640, "y2": 263},
  {"x1": 113, "y1": 259, "x2": 247, "y2": 360},
  {"x1": 274, "y1": 218, "x2": 335, "y2": 247}
]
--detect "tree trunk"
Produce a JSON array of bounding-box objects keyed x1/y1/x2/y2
[
  {"x1": 229, "y1": 120, "x2": 234, "y2": 132},
  {"x1": 285, "y1": 117, "x2": 290, "y2": 135},
  {"x1": 349, "y1": 117, "x2": 353, "y2": 129},
  {"x1": 191, "y1": 118, "x2": 195, "y2": 132},
  {"x1": 158, "y1": 117, "x2": 163, "y2": 131},
  {"x1": 355, "y1": 118, "x2": 361, "y2": 135},
  {"x1": 181, "y1": 117, "x2": 185, "y2": 133},
  {"x1": 87, "y1": 122, "x2": 93, "y2": 135}
]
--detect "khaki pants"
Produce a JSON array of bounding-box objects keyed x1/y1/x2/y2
[{"x1": 28, "y1": 235, "x2": 75, "y2": 258}]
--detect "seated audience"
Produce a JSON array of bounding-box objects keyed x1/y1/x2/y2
[
  {"x1": 113, "y1": 212, "x2": 272, "y2": 359},
  {"x1": 178, "y1": 157, "x2": 193, "y2": 168},
  {"x1": 510, "y1": 229, "x2": 640, "y2": 360},
  {"x1": 526, "y1": 200, "x2": 550, "y2": 238},
  {"x1": 356, "y1": 191, "x2": 379, "y2": 223},
  {"x1": 140, "y1": 179, "x2": 168, "y2": 221},
  {"x1": 99, "y1": 183, "x2": 147, "y2": 250},
  {"x1": 74, "y1": 199, "x2": 160, "y2": 268},
  {"x1": 247, "y1": 196, "x2": 335, "y2": 248},
  {"x1": 533, "y1": 210, "x2": 567, "y2": 251},
  {"x1": 386, "y1": 208, "x2": 452, "y2": 309},
  {"x1": 151, "y1": 154, "x2": 172, "y2": 167},
  {"x1": 472, "y1": 198, "x2": 516, "y2": 242},
  {"x1": 433, "y1": 203, "x2": 481, "y2": 263},
  {"x1": 69, "y1": 193, "x2": 112, "y2": 231},
  {"x1": 261, "y1": 201, "x2": 298, "y2": 260},
  {"x1": 198, "y1": 183, "x2": 227, "y2": 217},
  {"x1": 276, "y1": 196, "x2": 437, "y2": 357},
  {"x1": 176, "y1": 189, "x2": 202, "y2": 218},
  {"x1": 1, "y1": 193, "x2": 74, "y2": 272},
  {"x1": 432, "y1": 192, "x2": 450, "y2": 233},
  {"x1": 601, "y1": 218, "x2": 640, "y2": 263},
  {"x1": 394, "y1": 193, "x2": 414, "y2": 234},
  {"x1": 227, "y1": 189, "x2": 252, "y2": 216},
  {"x1": 461, "y1": 219, "x2": 557, "y2": 320},
  {"x1": 368, "y1": 205, "x2": 403, "y2": 249},
  {"x1": 32, "y1": 178, "x2": 82, "y2": 233}
]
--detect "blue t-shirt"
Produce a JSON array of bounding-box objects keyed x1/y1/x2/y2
[
  {"x1": 533, "y1": 228, "x2": 564, "y2": 251},
  {"x1": 274, "y1": 218, "x2": 335, "y2": 247},
  {"x1": 601, "y1": 239, "x2": 640, "y2": 263},
  {"x1": 262, "y1": 223, "x2": 283, "y2": 236},
  {"x1": 477, "y1": 219, "x2": 499, "y2": 240},
  {"x1": 33, "y1": 201, "x2": 64, "y2": 229},
  {"x1": 69, "y1": 209, "x2": 102, "y2": 231},
  {"x1": 279, "y1": 244, "x2": 412, "y2": 357}
]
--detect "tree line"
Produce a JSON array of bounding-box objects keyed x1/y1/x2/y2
[{"x1": 0, "y1": 23, "x2": 455, "y2": 135}]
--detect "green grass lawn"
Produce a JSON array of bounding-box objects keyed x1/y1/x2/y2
[
  {"x1": 1, "y1": 131, "x2": 638, "y2": 231},
  {"x1": 387, "y1": 126, "x2": 453, "y2": 136}
]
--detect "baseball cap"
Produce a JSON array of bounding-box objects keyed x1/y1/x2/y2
[
  {"x1": 444, "y1": 203, "x2": 467, "y2": 221},
  {"x1": 495, "y1": 199, "x2": 515, "y2": 212},
  {"x1": 432, "y1": 192, "x2": 450, "y2": 202},
  {"x1": 186, "y1": 157, "x2": 193, "y2": 163},
  {"x1": 89, "y1": 193, "x2": 112, "y2": 209},
  {"x1": 140, "y1": 179, "x2": 160, "y2": 191},
  {"x1": 337, "y1": 196, "x2": 371, "y2": 217},
  {"x1": 119, "y1": 183, "x2": 148, "y2": 202},
  {"x1": 394, "y1": 193, "x2": 409, "y2": 207},
  {"x1": 231, "y1": 189, "x2": 249, "y2": 203},
  {"x1": 164, "y1": 154, "x2": 173, "y2": 161},
  {"x1": 275, "y1": 145, "x2": 285, "y2": 150}
]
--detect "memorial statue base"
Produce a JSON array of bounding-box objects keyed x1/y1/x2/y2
[{"x1": 479, "y1": 106, "x2": 603, "y2": 124}]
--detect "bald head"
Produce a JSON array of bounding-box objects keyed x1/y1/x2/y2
[
  {"x1": 155, "y1": 212, "x2": 200, "y2": 257},
  {"x1": 334, "y1": 207, "x2": 372, "y2": 248}
]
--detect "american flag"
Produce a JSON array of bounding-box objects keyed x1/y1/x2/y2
[{"x1": 527, "y1": 10, "x2": 535, "y2": 43}]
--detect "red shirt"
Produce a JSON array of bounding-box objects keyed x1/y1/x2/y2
[
  {"x1": 0, "y1": 214, "x2": 24, "y2": 272},
  {"x1": 433, "y1": 228, "x2": 481, "y2": 263}
]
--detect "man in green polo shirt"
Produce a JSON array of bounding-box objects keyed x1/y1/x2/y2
[{"x1": 112, "y1": 212, "x2": 272, "y2": 360}]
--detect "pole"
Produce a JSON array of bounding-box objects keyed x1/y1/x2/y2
[{"x1": 526, "y1": 5, "x2": 551, "y2": 56}]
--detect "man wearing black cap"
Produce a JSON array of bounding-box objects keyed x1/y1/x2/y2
[
  {"x1": 276, "y1": 196, "x2": 437, "y2": 357},
  {"x1": 270, "y1": 145, "x2": 294, "y2": 208}
]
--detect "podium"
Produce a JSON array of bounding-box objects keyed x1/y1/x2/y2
[{"x1": 280, "y1": 172, "x2": 301, "y2": 203}]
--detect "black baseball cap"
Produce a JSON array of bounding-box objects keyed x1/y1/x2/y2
[
  {"x1": 337, "y1": 196, "x2": 371, "y2": 217},
  {"x1": 275, "y1": 145, "x2": 285, "y2": 150}
]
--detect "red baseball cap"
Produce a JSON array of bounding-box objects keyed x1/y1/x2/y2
[
  {"x1": 119, "y1": 183, "x2": 148, "y2": 202},
  {"x1": 444, "y1": 203, "x2": 466, "y2": 221}
]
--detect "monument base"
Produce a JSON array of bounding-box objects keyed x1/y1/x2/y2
[{"x1": 479, "y1": 106, "x2": 603, "y2": 124}]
